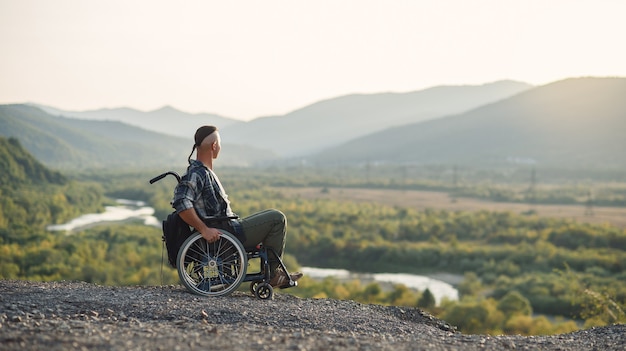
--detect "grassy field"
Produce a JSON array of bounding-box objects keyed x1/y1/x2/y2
[{"x1": 276, "y1": 186, "x2": 626, "y2": 229}]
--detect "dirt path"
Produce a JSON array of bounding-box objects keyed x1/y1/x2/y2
[{"x1": 275, "y1": 187, "x2": 626, "y2": 228}]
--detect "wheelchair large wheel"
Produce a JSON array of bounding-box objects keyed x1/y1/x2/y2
[{"x1": 176, "y1": 230, "x2": 247, "y2": 297}]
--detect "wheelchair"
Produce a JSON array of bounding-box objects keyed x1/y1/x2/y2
[{"x1": 150, "y1": 171, "x2": 297, "y2": 300}]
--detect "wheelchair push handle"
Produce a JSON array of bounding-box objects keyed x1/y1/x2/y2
[{"x1": 149, "y1": 171, "x2": 181, "y2": 184}]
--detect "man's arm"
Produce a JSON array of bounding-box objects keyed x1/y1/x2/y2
[{"x1": 178, "y1": 208, "x2": 221, "y2": 243}]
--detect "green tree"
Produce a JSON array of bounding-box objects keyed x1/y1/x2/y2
[
  {"x1": 440, "y1": 298, "x2": 505, "y2": 334},
  {"x1": 497, "y1": 290, "x2": 532, "y2": 319},
  {"x1": 457, "y1": 272, "x2": 482, "y2": 298},
  {"x1": 417, "y1": 288, "x2": 436, "y2": 309}
]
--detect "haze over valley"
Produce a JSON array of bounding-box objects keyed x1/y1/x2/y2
[{"x1": 2, "y1": 77, "x2": 625, "y2": 175}]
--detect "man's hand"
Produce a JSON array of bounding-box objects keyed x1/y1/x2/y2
[
  {"x1": 178, "y1": 208, "x2": 221, "y2": 243},
  {"x1": 200, "y1": 227, "x2": 221, "y2": 243}
]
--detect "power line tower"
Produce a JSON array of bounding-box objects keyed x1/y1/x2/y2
[
  {"x1": 450, "y1": 165, "x2": 458, "y2": 203},
  {"x1": 526, "y1": 167, "x2": 537, "y2": 212},
  {"x1": 585, "y1": 189, "x2": 594, "y2": 216},
  {"x1": 453, "y1": 164, "x2": 458, "y2": 189},
  {"x1": 400, "y1": 165, "x2": 407, "y2": 193}
]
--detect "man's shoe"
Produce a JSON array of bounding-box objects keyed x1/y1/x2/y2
[{"x1": 270, "y1": 269, "x2": 303, "y2": 288}]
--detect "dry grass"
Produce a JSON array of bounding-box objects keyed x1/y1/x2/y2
[{"x1": 276, "y1": 186, "x2": 626, "y2": 229}]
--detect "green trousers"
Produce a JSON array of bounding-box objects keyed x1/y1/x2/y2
[{"x1": 238, "y1": 209, "x2": 287, "y2": 273}]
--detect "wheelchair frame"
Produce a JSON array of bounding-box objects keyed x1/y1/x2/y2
[{"x1": 150, "y1": 171, "x2": 297, "y2": 299}]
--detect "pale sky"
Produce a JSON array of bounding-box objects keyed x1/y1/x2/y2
[{"x1": 1, "y1": 0, "x2": 625, "y2": 121}]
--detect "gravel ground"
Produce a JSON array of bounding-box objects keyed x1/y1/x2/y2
[{"x1": 1, "y1": 280, "x2": 624, "y2": 351}]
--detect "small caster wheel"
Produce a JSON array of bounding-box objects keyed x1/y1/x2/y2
[
  {"x1": 255, "y1": 282, "x2": 274, "y2": 300},
  {"x1": 249, "y1": 280, "x2": 262, "y2": 295}
]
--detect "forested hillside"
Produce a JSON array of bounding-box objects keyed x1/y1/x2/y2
[
  {"x1": 0, "y1": 137, "x2": 66, "y2": 186},
  {"x1": 0, "y1": 136, "x2": 104, "y2": 243}
]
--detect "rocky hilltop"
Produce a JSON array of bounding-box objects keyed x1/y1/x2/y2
[{"x1": 0, "y1": 280, "x2": 624, "y2": 351}]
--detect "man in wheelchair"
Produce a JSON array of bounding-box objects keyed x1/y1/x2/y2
[{"x1": 172, "y1": 125, "x2": 303, "y2": 288}]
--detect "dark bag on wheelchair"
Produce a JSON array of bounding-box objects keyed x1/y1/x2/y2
[{"x1": 162, "y1": 211, "x2": 192, "y2": 268}]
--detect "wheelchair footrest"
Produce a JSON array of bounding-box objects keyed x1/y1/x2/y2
[{"x1": 277, "y1": 280, "x2": 298, "y2": 289}]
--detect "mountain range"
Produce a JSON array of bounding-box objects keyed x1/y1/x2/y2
[
  {"x1": 0, "y1": 104, "x2": 274, "y2": 169},
  {"x1": 34, "y1": 104, "x2": 243, "y2": 139},
  {"x1": 219, "y1": 80, "x2": 532, "y2": 156},
  {"x1": 316, "y1": 77, "x2": 626, "y2": 169},
  {"x1": 30, "y1": 81, "x2": 531, "y2": 157},
  {"x1": 2, "y1": 77, "x2": 625, "y2": 171}
]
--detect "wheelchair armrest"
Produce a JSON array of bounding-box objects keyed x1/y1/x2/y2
[{"x1": 202, "y1": 215, "x2": 239, "y2": 221}]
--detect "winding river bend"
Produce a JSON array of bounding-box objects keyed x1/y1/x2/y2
[
  {"x1": 301, "y1": 267, "x2": 459, "y2": 303},
  {"x1": 47, "y1": 201, "x2": 460, "y2": 302},
  {"x1": 46, "y1": 199, "x2": 160, "y2": 232}
]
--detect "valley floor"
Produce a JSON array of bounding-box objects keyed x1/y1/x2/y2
[{"x1": 277, "y1": 187, "x2": 626, "y2": 229}]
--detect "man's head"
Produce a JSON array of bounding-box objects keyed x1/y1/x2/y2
[{"x1": 188, "y1": 125, "x2": 221, "y2": 164}]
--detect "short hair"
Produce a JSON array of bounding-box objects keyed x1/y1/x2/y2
[{"x1": 194, "y1": 126, "x2": 217, "y2": 146}]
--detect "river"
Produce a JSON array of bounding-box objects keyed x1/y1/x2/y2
[
  {"x1": 47, "y1": 201, "x2": 460, "y2": 302},
  {"x1": 46, "y1": 199, "x2": 160, "y2": 232},
  {"x1": 301, "y1": 267, "x2": 459, "y2": 304}
]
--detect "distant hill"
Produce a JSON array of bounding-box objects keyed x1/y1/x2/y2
[
  {"x1": 313, "y1": 77, "x2": 626, "y2": 169},
  {"x1": 32, "y1": 104, "x2": 243, "y2": 139},
  {"x1": 220, "y1": 80, "x2": 532, "y2": 157},
  {"x1": 0, "y1": 105, "x2": 276, "y2": 170},
  {"x1": 0, "y1": 136, "x2": 66, "y2": 186}
]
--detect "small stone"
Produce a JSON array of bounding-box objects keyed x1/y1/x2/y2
[{"x1": 501, "y1": 339, "x2": 517, "y2": 349}]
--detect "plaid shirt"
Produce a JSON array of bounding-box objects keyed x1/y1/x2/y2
[{"x1": 172, "y1": 160, "x2": 236, "y2": 219}]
